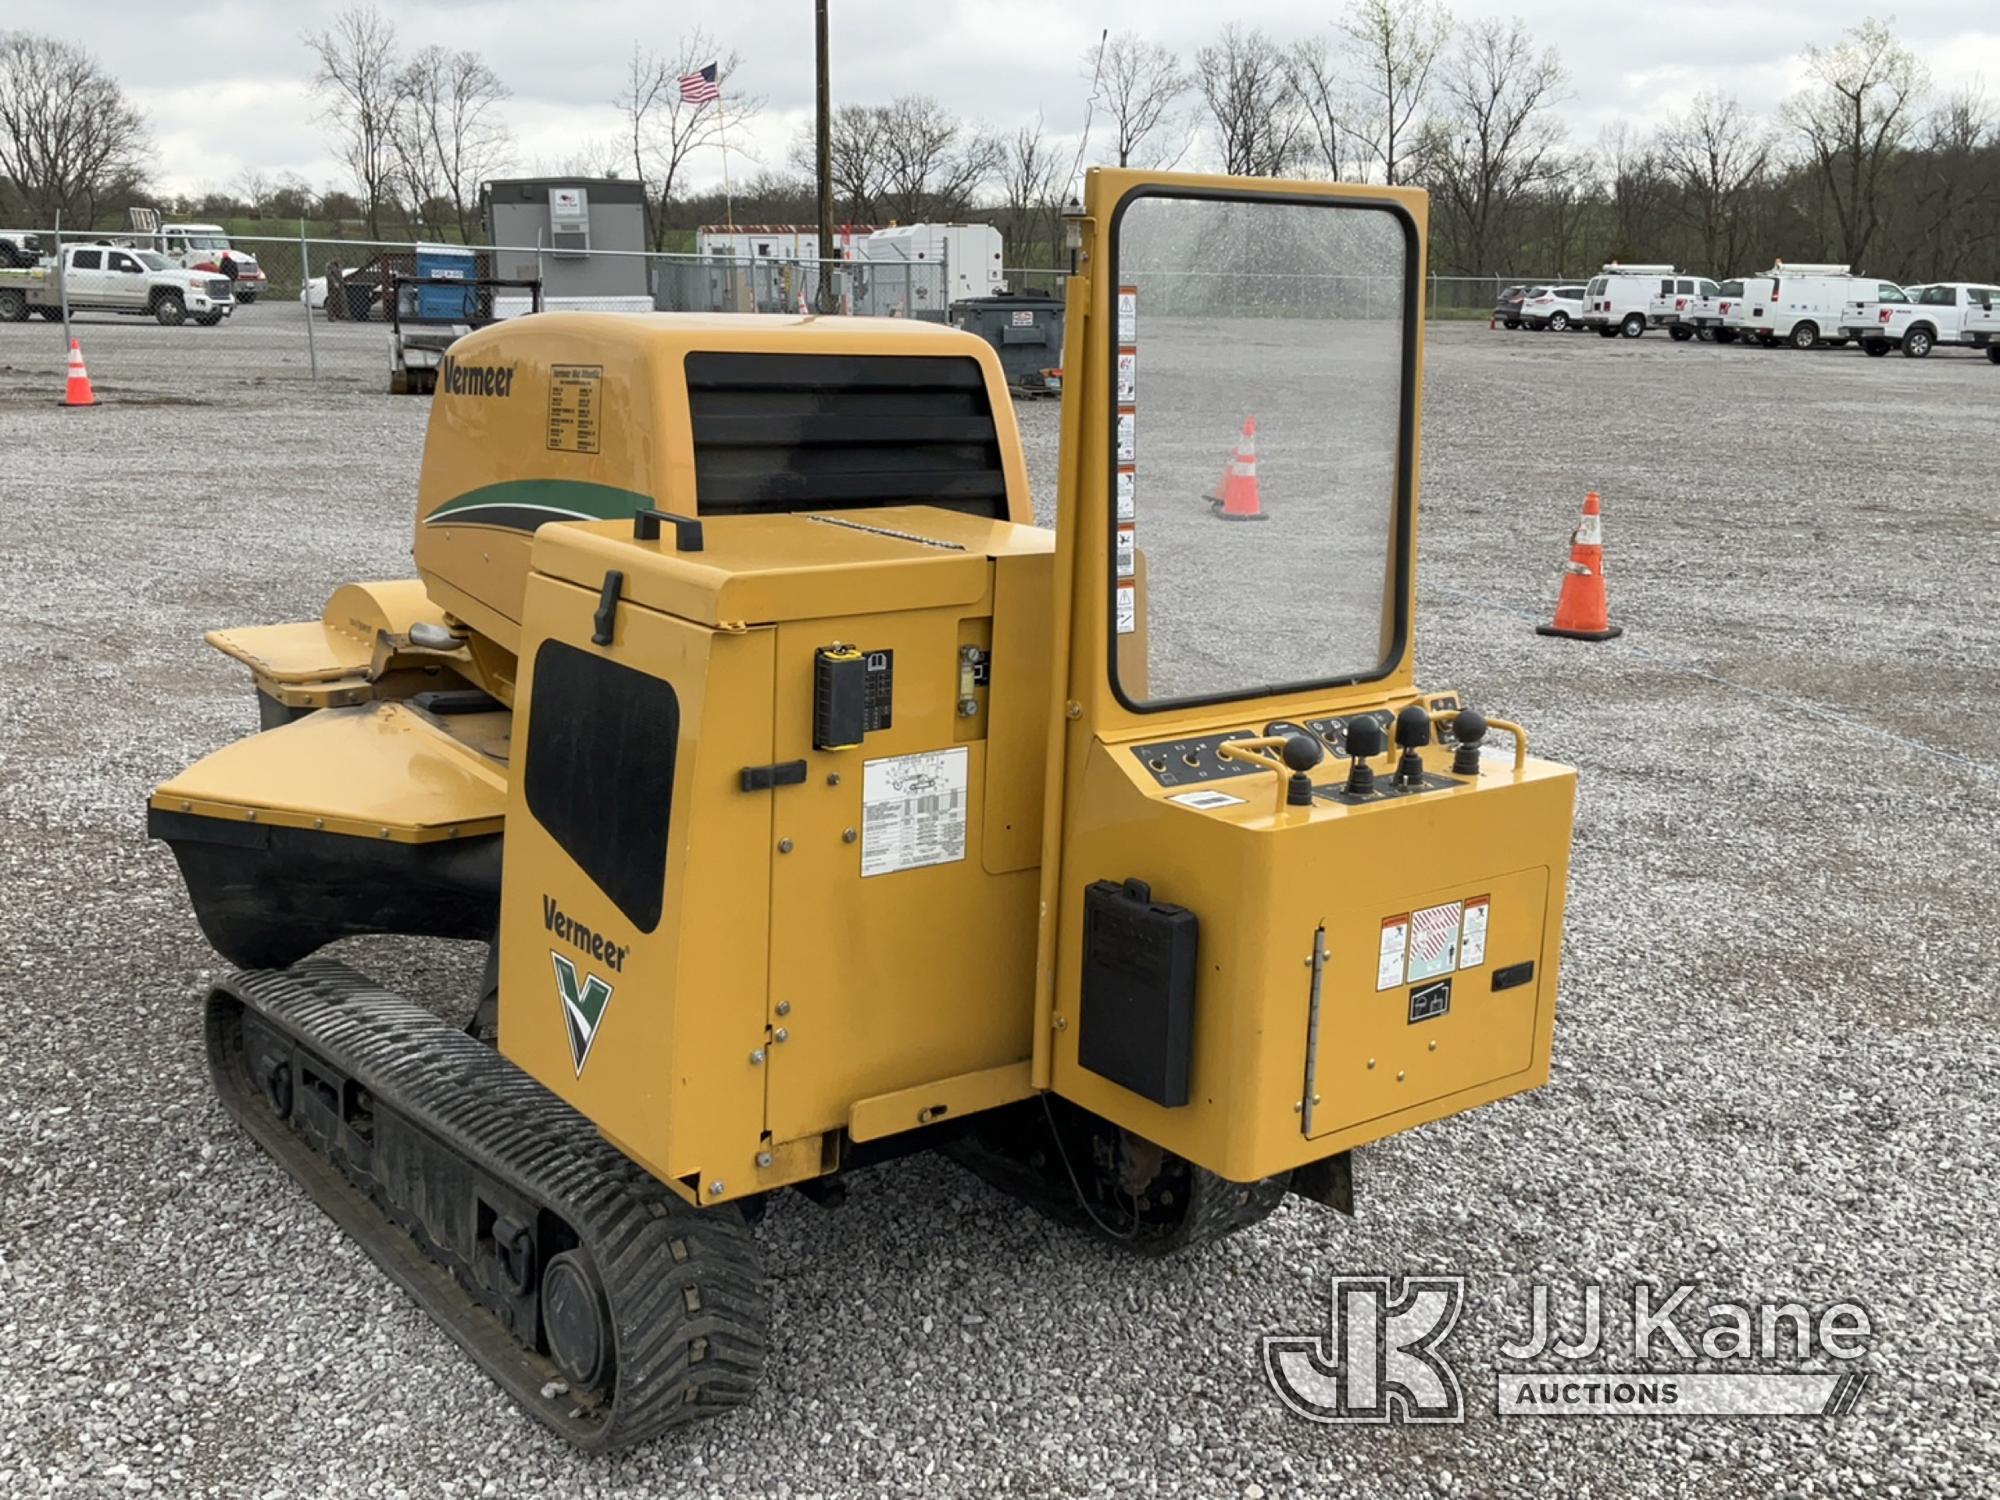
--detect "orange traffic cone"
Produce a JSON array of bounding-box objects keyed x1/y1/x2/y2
[
  {"x1": 1536, "y1": 491, "x2": 1623, "y2": 641},
  {"x1": 1209, "y1": 417, "x2": 1265, "y2": 521},
  {"x1": 61, "y1": 340, "x2": 98, "y2": 408}
]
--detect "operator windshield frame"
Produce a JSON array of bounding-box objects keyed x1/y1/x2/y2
[{"x1": 1104, "y1": 183, "x2": 1420, "y2": 715}]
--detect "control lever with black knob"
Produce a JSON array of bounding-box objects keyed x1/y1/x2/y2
[
  {"x1": 1281, "y1": 733, "x2": 1323, "y2": 807},
  {"x1": 1450, "y1": 708, "x2": 1488, "y2": 776},
  {"x1": 1393, "y1": 704, "x2": 1431, "y2": 785},
  {"x1": 1344, "y1": 716, "x2": 1386, "y2": 795}
]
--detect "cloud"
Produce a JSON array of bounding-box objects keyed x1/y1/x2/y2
[{"x1": 39, "y1": 0, "x2": 2000, "y2": 197}]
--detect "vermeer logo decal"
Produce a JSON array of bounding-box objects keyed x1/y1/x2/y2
[
  {"x1": 552, "y1": 953, "x2": 614, "y2": 1077},
  {"x1": 439, "y1": 354, "x2": 516, "y2": 398}
]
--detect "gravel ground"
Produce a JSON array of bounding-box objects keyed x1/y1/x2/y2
[{"x1": 2, "y1": 310, "x2": 1997, "y2": 1498}]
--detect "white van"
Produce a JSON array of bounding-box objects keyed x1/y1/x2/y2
[
  {"x1": 1646, "y1": 275, "x2": 1722, "y2": 341},
  {"x1": 1580, "y1": 264, "x2": 1680, "y2": 338},
  {"x1": 1723, "y1": 264, "x2": 1884, "y2": 348}
]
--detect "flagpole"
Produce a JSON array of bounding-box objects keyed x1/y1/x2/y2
[{"x1": 718, "y1": 105, "x2": 734, "y2": 230}]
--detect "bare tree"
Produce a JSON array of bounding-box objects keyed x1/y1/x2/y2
[
  {"x1": 790, "y1": 103, "x2": 889, "y2": 221},
  {"x1": 395, "y1": 46, "x2": 512, "y2": 242},
  {"x1": 1086, "y1": 32, "x2": 1189, "y2": 169},
  {"x1": 1341, "y1": 0, "x2": 1451, "y2": 184},
  {"x1": 0, "y1": 31, "x2": 151, "y2": 226},
  {"x1": 1196, "y1": 25, "x2": 1305, "y2": 176},
  {"x1": 1656, "y1": 94, "x2": 1770, "y2": 273},
  {"x1": 1596, "y1": 120, "x2": 1668, "y2": 258},
  {"x1": 1421, "y1": 19, "x2": 1567, "y2": 274},
  {"x1": 233, "y1": 168, "x2": 276, "y2": 218},
  {"x1": 1002, "y1": 114, "x2": 1065, "y2": 266},
  {"x1": 618, "y1": 31, "x2": 762, "y2": 250},
  {"x1": 1908, "y1": 88, "x2": 1996, "y2": 278},
  {"x1": 1286, "y1": 34, "x2": 1351, "y2": 179},
  {"x1": 306, "y1": 4, "x2": 401, "y2": 238},
  {"x1": 1780, "y1": 18, "x2": 1928, "y2": 266},
  {"x1": 876, "y1": 95, "x2": 1003, "y2": 221}
]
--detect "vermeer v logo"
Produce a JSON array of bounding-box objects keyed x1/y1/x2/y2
[{"x1": 552, "y1": 952, "x2": 615, "y2": 1077}]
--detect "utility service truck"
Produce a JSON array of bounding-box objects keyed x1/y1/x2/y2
[
  {"x1": 1837, "y1": 282, "x2": 2000, "y2": 358},
  {"x1": 0, "y1": 242, "x2": 235, "y2": 325},
  {"x1": 1580, "y1": 264, "x2": 1682, "y2": 337},
  {"x1": 1723, "y1": 264, "x2": 1892, "y2": 348},
  {"x1": 130, "y1": 209, "x2": 270, "y2": 302}
]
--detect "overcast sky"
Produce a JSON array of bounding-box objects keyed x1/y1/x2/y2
[{"x1": 61, "y1": 2, "x2": 2000, "y2": 200}]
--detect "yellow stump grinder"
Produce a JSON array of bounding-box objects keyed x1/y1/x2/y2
[{"x1": 150, "y1": 169, "x2": 1577, "y2": 1447}]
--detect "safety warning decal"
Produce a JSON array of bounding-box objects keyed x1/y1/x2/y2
[
  {"x1": 1117, "y1": 286, "x2": 1138, "y2": 344},
  {"x1": 1116, "y1": 350, "x2": 1137, "y2": 403},
  {"x1": 1407, "y1": 901, "x2": 1463, "y2": 982},
  {"x1": 860, "y1": 747, "x2": 968, "y2": 877},
  {"x1": 1116, "y1": 407, "x2": 1136, "y2": 463},
  {"x1": 1115, "y1": 524, "x2": 1136, "y2": 579},
  {"x1": 1115, "y1": 580, "x2": 1137, "y2": 635},
  {"x1": 1377, "y1": 914, "x2": 1410, "y2": 991},
  {"x1": 1460, "y1": 895, "x2": 1490, "y2": 969},
  {"x1": 1115, "y1": 466, "x2": 1136, "y2": 521}
]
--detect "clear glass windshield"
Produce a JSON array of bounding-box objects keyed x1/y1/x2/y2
[
  {"x1": 1109, "y1": 193, "x2": 1410, "y2": 706},
  {"x1": 134, "y1": 251, "x2": 170, "y2": 271},
  {"x1": 184, "y1": 234, "x2": 230, "y2": 250}
]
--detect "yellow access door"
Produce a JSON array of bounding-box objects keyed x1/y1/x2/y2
[{"x1": 1309, "y1": 865, "x2": 1551, "y2": 1138}]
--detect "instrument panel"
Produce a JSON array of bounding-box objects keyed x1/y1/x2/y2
[{"x1": 1130, "y1": 695, "x2": 1471, "y2": 790}]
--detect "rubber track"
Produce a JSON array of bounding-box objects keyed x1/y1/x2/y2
[{"x1": 207, "y1": 958, "x2": 768, "y2": 1450}]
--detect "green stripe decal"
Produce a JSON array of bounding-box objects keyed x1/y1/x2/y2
[{"x1": 425, "y1": 479, "x2": 652, "y2": 529}]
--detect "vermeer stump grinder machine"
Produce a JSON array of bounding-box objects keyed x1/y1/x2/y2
[{"x1": 150, "y1": 169, "x2": 1577, "y2": 1446}]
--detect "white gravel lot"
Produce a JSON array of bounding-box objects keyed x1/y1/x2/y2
[{"x1": 1, "y1": 308, "x2": 1996, "y2": 1499}]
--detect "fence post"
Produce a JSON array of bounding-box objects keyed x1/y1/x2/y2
[
  {"x1": 299, "y1": 220, "x2": 318, "y2": 381},
  {"x1": 55, "y1": 209, "x2": 70, "y2": 351}
]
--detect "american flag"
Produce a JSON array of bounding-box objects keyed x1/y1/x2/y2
[{"x1": 679, "y1": 62, "x2": 720, "y2": 104}]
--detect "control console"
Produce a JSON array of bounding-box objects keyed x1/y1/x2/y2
[{"x1": 1131, "y1": 693, "x2": 1480, "y2": 798}]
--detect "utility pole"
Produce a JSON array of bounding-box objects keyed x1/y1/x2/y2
[{"x1": 815, "y1": 0, "x2": 835, "y2": 313}]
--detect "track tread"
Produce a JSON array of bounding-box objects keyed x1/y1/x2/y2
[{"x1": 207, "y1": 958, "x2": 768, "y2": 1450}]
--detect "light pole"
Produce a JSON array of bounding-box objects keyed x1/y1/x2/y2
[{"x1": 815, "y1": 0, "x2": 835, "y2": 313}]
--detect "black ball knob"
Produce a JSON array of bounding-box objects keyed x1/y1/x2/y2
[
  {"x1": 1346, "y1": 717, "x2": 1387, "y2": 760},
  {"x1": 1450, "y1": 708, "x2": 1488, "y2": 777},
  {"x1": 1395, "y1": 704, "x2": 1431, "y2": 749},
  {"x1": 1282, "y1": 734, "x2": 1324, "y2": 772}
]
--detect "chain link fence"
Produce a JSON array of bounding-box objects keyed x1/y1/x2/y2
[{"x1": 0, "y1": 226, "x2": 1573, "y2": 400}]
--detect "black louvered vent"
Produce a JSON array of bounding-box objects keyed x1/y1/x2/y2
[{"x1": 684, "y1": 352, "x2": 1009, "y2": 519}]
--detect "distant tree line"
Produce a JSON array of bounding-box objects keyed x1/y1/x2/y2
[{"x1": 3, "y1": 9, "x2": 1994, "y2": 284}]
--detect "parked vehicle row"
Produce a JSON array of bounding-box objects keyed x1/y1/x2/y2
[{"x1": 1495, "y1": 260, "x2": 2000, "y2": 361}]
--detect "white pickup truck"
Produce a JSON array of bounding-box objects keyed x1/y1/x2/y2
[
  {"x1": 1963, "y1": 300, "x2": 2000, "y2": 365},
  {"x1": 1838, "y1": 282, "x2": 2000, "y2": 358},
  {"x1": 1645, "y1": 275, "x2": 1720, "y2": 341},
  {"x1": 0, "y1": 243, "x2": 236, "y2": 325}
]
